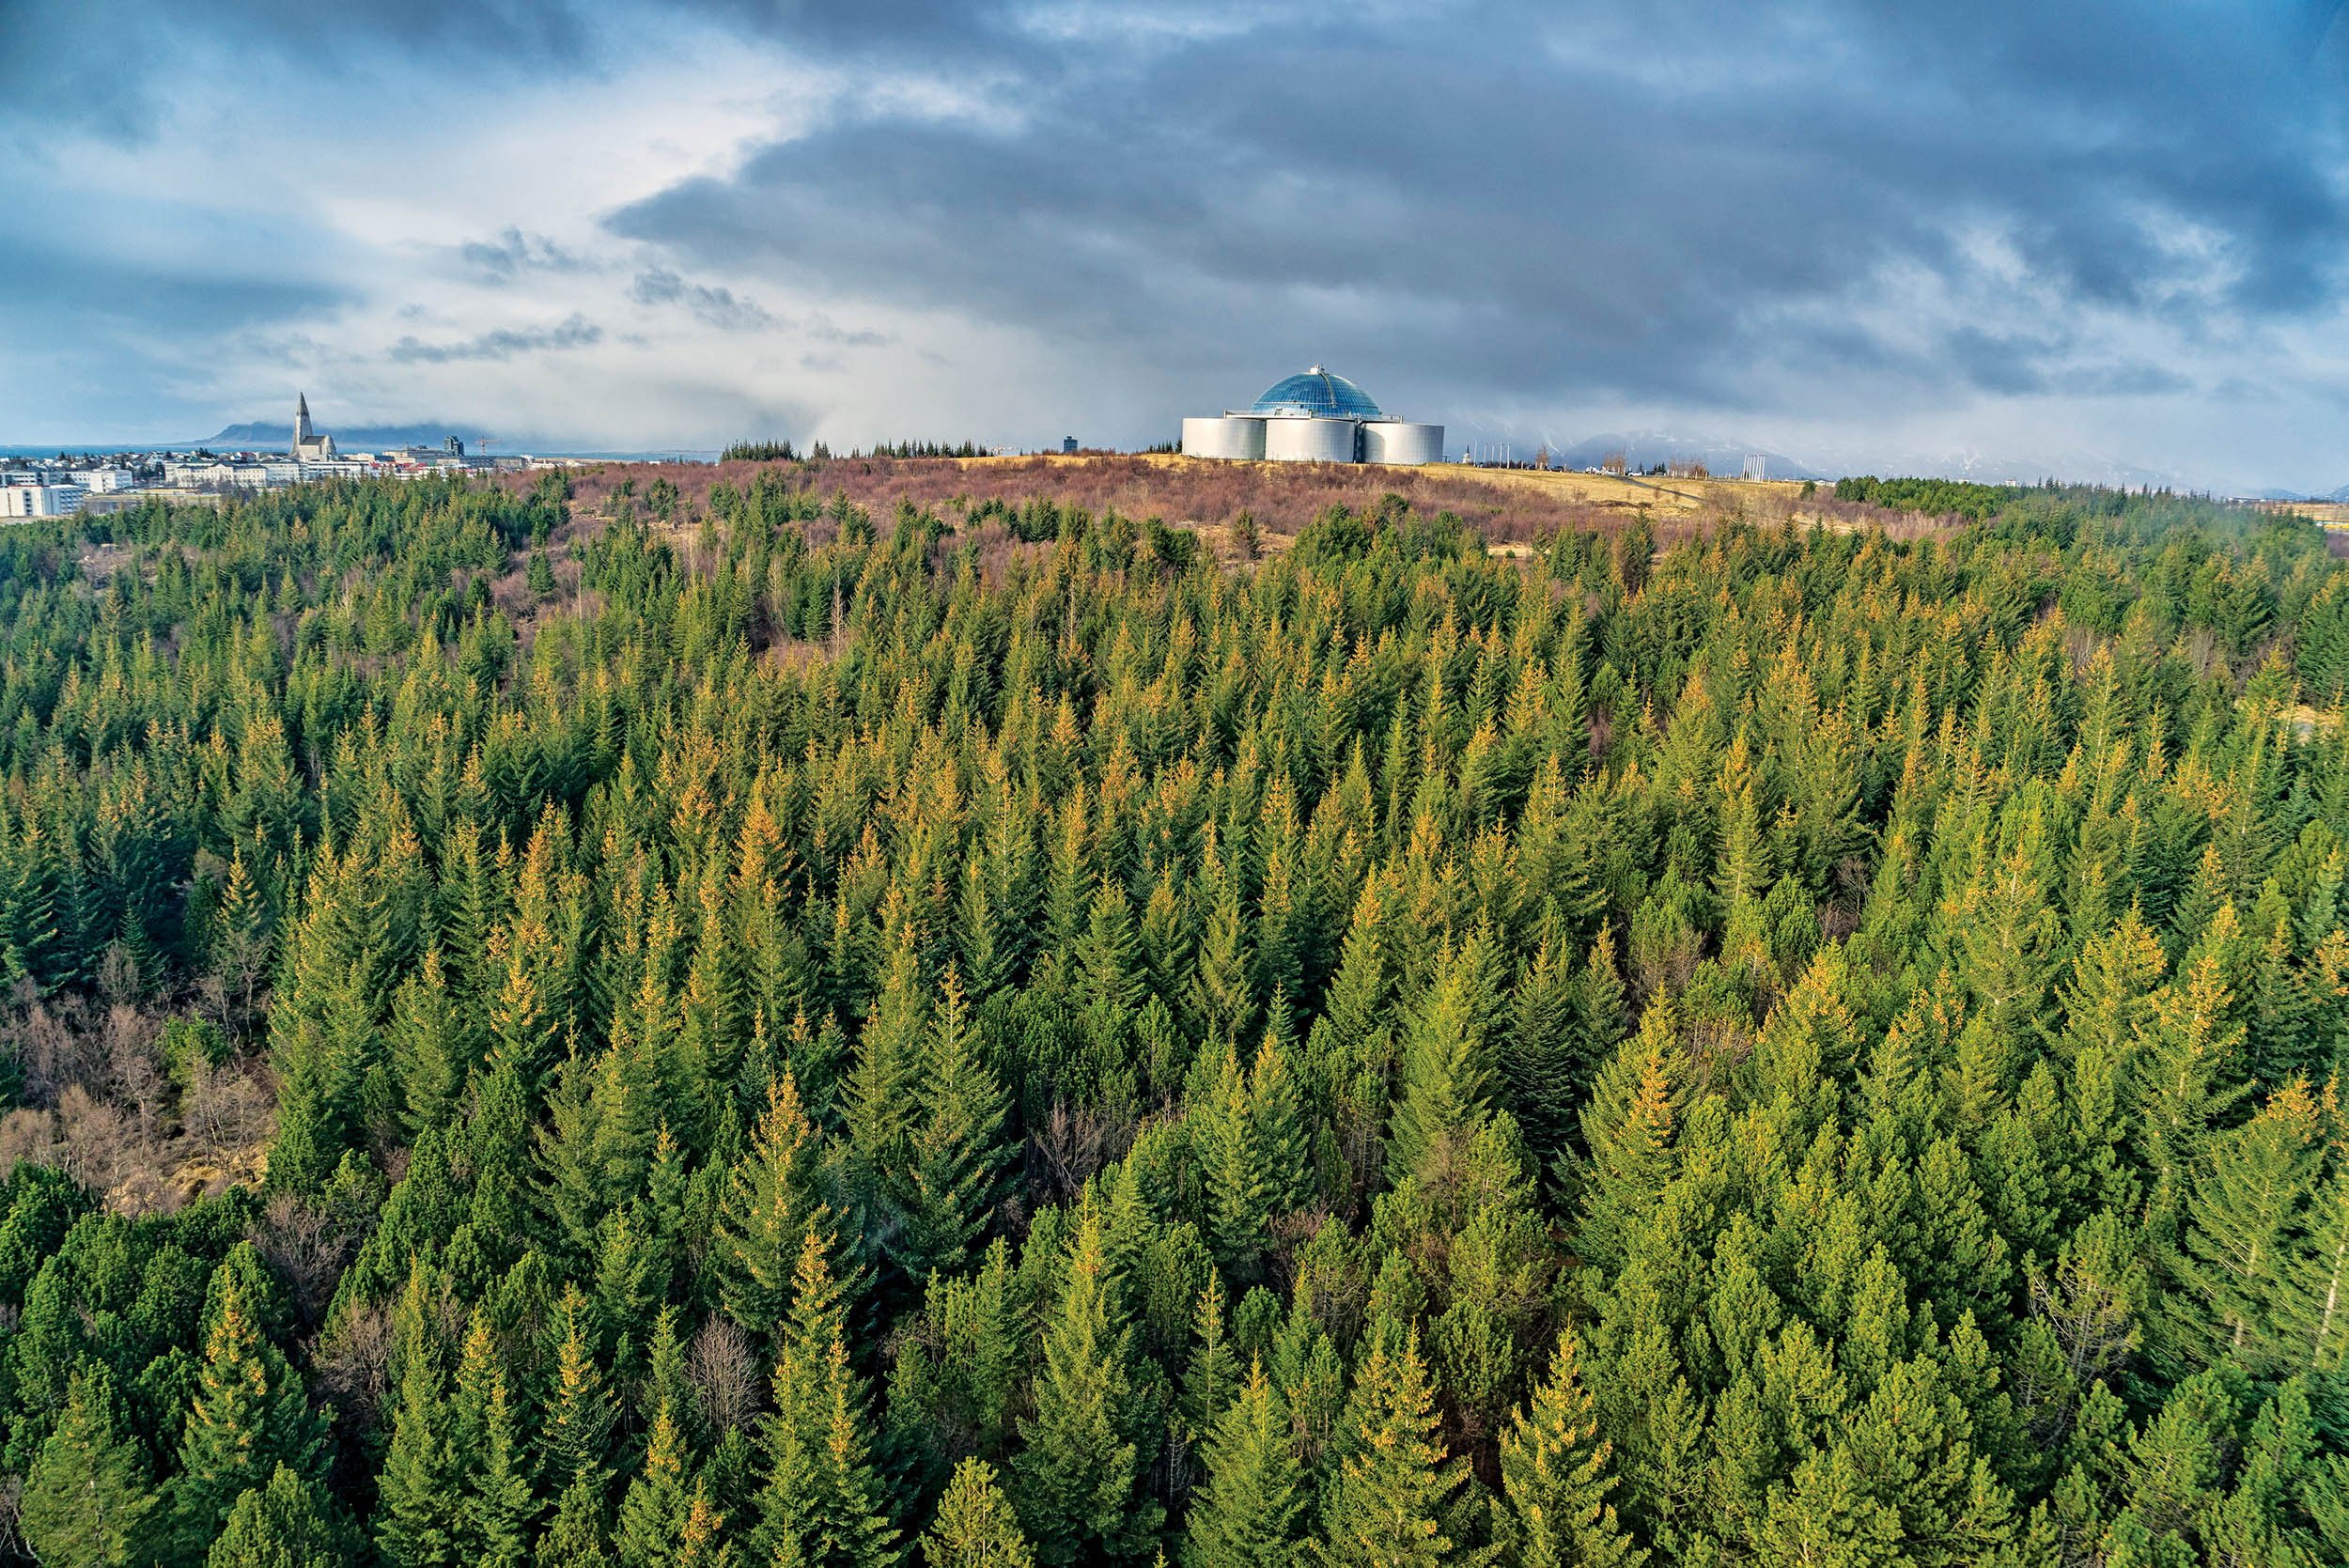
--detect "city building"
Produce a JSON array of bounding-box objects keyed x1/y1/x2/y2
[
  {"x1": 301, "y1": 458, "x2": 382, "y2": 481},
  {"x1": 2, "y1": 483, "x2": 86, "y2": 519},
  {"x1": 70, "y1": 467, "x2": 136, "y2": 492},
  {"x1": 1180, "y1": 366, "x2": 1443, "y2": 466},
  {"x1": 291, "y1": 393, "x2": 338, "y2": 461}
]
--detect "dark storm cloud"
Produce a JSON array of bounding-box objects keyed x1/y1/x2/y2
[
  {"x1": 608, "y1": 0, "x2": 2349, "y2": 417},
  {"x1": 389, "y1": 314, "x2": 603, "y2": 363},
  {"x1": 0, "y1": 235, "x2": 350, "y2": 348},
  {"x1": 0, "y1": 0, "x2": 597, "y2": 147},
  {"x1": 0, "y1": 0, "x2": 1004, "y2": 149}
]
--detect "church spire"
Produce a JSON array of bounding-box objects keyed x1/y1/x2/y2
[{"x1": 294, "y1": 392, "x2": 313, "y2": 445}]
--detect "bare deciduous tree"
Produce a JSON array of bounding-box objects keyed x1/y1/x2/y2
[{"x1": 689, "y1": 1316, "x2": 760, "y2": 1436}]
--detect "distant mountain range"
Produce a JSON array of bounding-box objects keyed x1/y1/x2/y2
[
  {"x1": 2241, "y1": 484, "x2": 2349, "y2": 504},
  {"x1": 204, "y1": 420, "x2": 527, "y2": 452},
  {"x1": 1548, "y1": 431, "x2": 1826, "y2": 480},
  {"x1": 1543, "y1": 430, "x2": 2333, "y2": 496},
  {"x1": 197, "y1": 419, "x2": 716, "y2": 458}
]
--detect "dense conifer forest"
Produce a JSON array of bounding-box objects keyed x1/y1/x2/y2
[{"x1": 0, "y1": 469, "x2": 2345, "y2": 1566}]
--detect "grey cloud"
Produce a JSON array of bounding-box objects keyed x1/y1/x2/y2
[
  {"x1": 8, "y1": 0, "x2": 2349, "y2": 479},
  {"x1": 630, "y1": 269, "x2": 774, "y2": 330},
  {"x1": 389, "y1": 314, "x2": 604, "y2": 363},
  {"x1": 608, "y1": 0, "x2": 2349, "y2": 422},
  {"x1": 0, "y1": 0, "x2": 597, "y2": 147},
  {"x1": 462, "y1": 228, "x2": 590, "y2": 283},
  {"x1": 801, "y1": 314, "x2": 890, "y2": 348},
  {"x1": 0, "y1": 234, "x2": 350, "y2": 349},
  {"x1": 628, "y1": 268, "x2": 894, "y2": 342},
  {"x1": 0, "y1": 0, "x2": 1010, "y2": 149},
  {"x1": 2053, "y1": 364, "x2": 2196, "y2": 398}
]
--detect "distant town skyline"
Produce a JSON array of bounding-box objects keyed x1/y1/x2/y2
[{"x1": 7, "y1": 1, "x2": 2349, "y2": 492}]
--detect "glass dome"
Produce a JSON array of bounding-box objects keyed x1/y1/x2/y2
[{"x1": 1249, "y1": 365, "x2": 1382, "y2": 419}]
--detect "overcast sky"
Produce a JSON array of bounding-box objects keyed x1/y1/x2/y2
[{"x1": 7, "y1": 0, "x2": 2349, "y2": 489}]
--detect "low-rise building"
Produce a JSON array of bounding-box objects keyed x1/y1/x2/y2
[
  {"x1": 2, "y1": 484, "x2": 86, "y2": 519},
  {"x1": 301, "y1": 459, "x2": 381, "y2": 481}
]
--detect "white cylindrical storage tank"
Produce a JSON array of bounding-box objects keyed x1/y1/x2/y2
[
  {"x1": 1361, "y1": 422, "x2": 1444, "y2": 466},
  {"x1": 1182, "y1": 415, "x2": 1266, "y2": 460},
  {"x1": 1263, "y1": 416, "x2": 1358, "y2": 463}
]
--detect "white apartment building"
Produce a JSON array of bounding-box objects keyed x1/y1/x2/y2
[
  {"x1": 300, "y1": 459, "x2": 383, "y2": 481},
  {"x1": 70, "y1": 468, "x2": 137, "y2": 492},
  {"x1": 2, "y1": 484, "x2": 86, "y2": 519}
]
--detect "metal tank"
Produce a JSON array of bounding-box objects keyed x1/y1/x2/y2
[
  {"x1": 1263, "y1": 416, "x2": 1360, "y2": 463},
  {"x1": 1360, "y1": 421, "x2": 1444, "y2": 466},
  {"x1": 1181, "y1": 415, "x2": 1266, "y2": 460}
]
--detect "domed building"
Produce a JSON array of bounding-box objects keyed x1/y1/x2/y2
[{"x1": 1181, "y1": 366, "x2": 1443, "y2": 465}]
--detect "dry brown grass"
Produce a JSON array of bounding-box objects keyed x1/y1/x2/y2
[
  {"x1": 2253, "y1": 500, "x2": 2349, "y2": 526},
  {"x1": 520, "y1": 453, "x2": 1686, "y2": 546},
  {"x1": 511, "y1": 456, "x2": 1966, "y2": 588}
]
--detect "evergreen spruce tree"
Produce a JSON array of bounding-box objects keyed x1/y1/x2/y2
[
  {"x1": 716, "y1": 1071, "x2": 832, "y2": 1336},
  {"x1": 1191, "y1": 1039, "x2": 1273, "y2": 1274},
  {"x1": 1495, "y1": 1329, "x2": 1638, "y2": 1568},
  {"x1": 1388, "y1": 931, "x2": 1501, "y2": 1186},
  {"x1": 540, "y1": 1286, "x2": 614, "y2": 1492},
  {"x1": 2283, "y1": 1155, "x2": 2349, "y2": 1372},
  {"x1": 1316, "y1": 1326, "x2": 1489, "y2": 1568},
  {"x1": 615, "y1": 1401, "x2": 697, "y2": 1568},
  {"x1": 204, "y1": 1465, "x2": 348, "y2": 1568},
  {"x1": 377, "y1": 1321, "x2": 459, "y2": 1568},
  {"x1": 1185, "y1": 1359, "x2": 1306, "y2": 1568},
  {"x1": 1190, "y1": 864, "x2": 1258, "y2": 1048},
  {"x1": 2173, "y1": 1081, "x2": 2323, "y2": 1373},
  {"x1": 2056, "y1": 905, "x2": 2167, "y2": 1063},
  {"x1": 1013, "y1": 1208, "x2": 1164, "y2": 1564},
  {"x1": 895, "y1": 966, "x2": 1011, "y2": 1281},
  {"x1": 2130, "y1": 951, "x2": 2253, "y2": 1262},
  {"x1": 1181, "y1": 1274, "x2": 1242, "y2": 1453},
  {"x1": 174, "y1": 1267, "x2": 326, "y2": 1553},
  {"x1": 924, "y1": 1457, "x2": 1036, "y2": 1568},
  {"x1": 1501, "y1": 933, "x2": 1580, "y2": 1172},
  {"x1": 452, "y1": 1313, "x2": 537, "y2": 1568},
  {"x1": 845, "y1": 924, "x2": 929, "y2": 1175},
  {"x1": 1250, "y1": 1031, "x2": 1311, "y2": 1216},
  {"x1": 21, "y1": 1364, "x2": 161, "y2": 1567},
  {"x1": 535, "y1": 1478, "x2": 612, "y2": 1568},
  {"x1": 1571, "y1": 1004, "x2": 1678, "y2": 1277},
  {"x1": 390, "y1": 948, "x2": 469, "y2": 1139},
  {"x1": 752, "y1": 1226, "x2": 898, "y2": 1568}
]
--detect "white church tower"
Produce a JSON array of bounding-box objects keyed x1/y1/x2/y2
[{"x1": 291, "y1": 393, "x2": 337, "y2": 461}]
